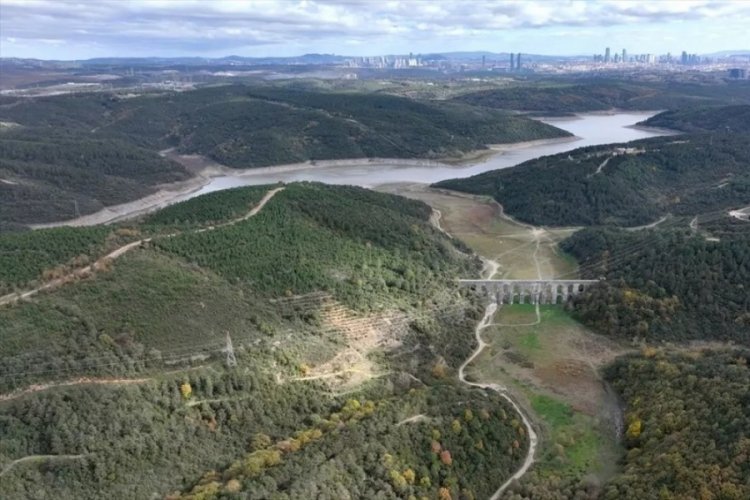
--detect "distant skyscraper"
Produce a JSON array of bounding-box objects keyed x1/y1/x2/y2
[
  {"x1": 605, "y1": 47, "x2": 611, "y2": 63},
  {"x1": 681, "y1": 51, "x2": 688, "y2": 65},
  {"x1": 509, "y1": 53, "x2": 514, "y2": 70},
  {"x1": 622, "y1": 49, "x2": 627, "y2": 63},
  {"x1": 482, "y1": 55, "x2": 486, "y2": 68},
  {"x1": 516, "y1": 53, "x2": 522, "y2": 70}
]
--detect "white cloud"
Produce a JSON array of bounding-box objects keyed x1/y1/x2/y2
[{"x1": 0, "y1": 0, "x2": 748, "y2": 58}]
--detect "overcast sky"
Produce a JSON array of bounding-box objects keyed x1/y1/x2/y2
[{"x1": 1, "y1": 0, "x2": 749, "y2": 60}]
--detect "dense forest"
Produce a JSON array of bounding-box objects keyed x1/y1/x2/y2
[
  {"x1": 0, "y1": 84, "x2": 569, "y2": 227},
  {"x1": 452, "y1": 80, "x2": 750, "y2": 114},
  {"x1": 0, "y1": 183, "x2": 536, "y2": 499},
  {"x1": 435, "y1": 132, "x2": 750, "y2": 226},
  {"x1": 0, "y1": 226, "x2": 112, "y2": 295},
  {"x1": 0, "y1": 129, "x2": 189, "y2": 227},
  {"x1": 170, "y1": 87, "x2": 568, "y2": 168},
  {"x1": 639, "y1": 104, "x2": 750, "y2": 133},
  {"x1": 602, "y1": 350, "x2": 750, "y2": 499},
  {"x1": 0, "y1": 367, "x2": 528, "y2": 500},
  {"x1": 0, "y1": 183, "x2": 479, "y2": 392},
  {"x1": 503, "y1": 348, "x2": 750, "y2": 500},
  {"x1": 561, "y1": 226, "x2": 750, "y2": 344}
]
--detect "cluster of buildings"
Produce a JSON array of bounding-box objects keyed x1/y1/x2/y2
[
  {"x1": 594, "y1": 47, "x2": 711, "y2": 66},
  {"x1": 345, "y1": 54, "x2": 425, "y2": 69},
  {"x1": 508, "y1": 53, "x2": 523, "y2": 71},
  {"x1": 341, "y1": 49, "x2": 749, "y2": 77}
]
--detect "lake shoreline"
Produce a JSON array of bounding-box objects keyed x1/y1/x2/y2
[
  {"x1": 29, "y1": 112, "x2": 669, "y2": 229},
  {"x1": 29, "y1": 137, "x2": 580, "y2": 229}
]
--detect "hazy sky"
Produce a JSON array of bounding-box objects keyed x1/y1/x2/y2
[{"x1": 1, "y1": 0, "x2": 749, "y2": 60}]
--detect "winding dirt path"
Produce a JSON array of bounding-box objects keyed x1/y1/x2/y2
[
  {"x1": 456, "y1": 212, "x2": 548, "y2": 497},
  {"x1": 728, "y1": 206, "x2": 750, "y2": 221},
  {"x1": 0, "y1": 187, "x2": 285, "y2": 308},
  {"x1": 0, "y1": 239, "x2": 147, "y2": 307},
  {"x1": 396, "y1": 414, "x2": 429, "y2": 426},
  {"x1": 481, "y1": 257, "x2": 500, "y2": 280},
  {"x1": 625, "y1": 215, "x2": 669, "y2": 231},
  {"x1": 0, "y1": 454, "x2": 90, "y2": 478},
  {"x1": 589, "y1": 154, "x2": 613, "y2": 177},
  {"x1": 458, "y1": 300, "x2": 539, "y2": 498},
  {"x1": 0, "y1": 377, "x2": 151, "y2": 403},
  {"x1": 457, "y1": 229, "x2": 544, "y2": 497}
]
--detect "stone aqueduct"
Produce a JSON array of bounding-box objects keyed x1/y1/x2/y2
[{"x1": 458, "y1": 279, "x2": 599, "y2": 305}]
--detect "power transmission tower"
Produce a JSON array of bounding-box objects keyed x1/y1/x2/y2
[{"x1": 225, "y1": 332, "x2": 237, "y2": 368}]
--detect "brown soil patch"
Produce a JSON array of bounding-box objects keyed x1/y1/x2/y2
[
  {"x1": 535, "y1": 359, "x2": 603, "y2": 416},
  {"x1": 288, "y1": 294, "x2": 410, "y2": 390},
  {"x1": 466, "y1": 204, "x2": 499, "y2": 228}
]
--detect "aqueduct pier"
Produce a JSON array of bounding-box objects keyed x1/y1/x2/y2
[{"x1": 459, "y1": 279, "x2": 599, "y2": 305}]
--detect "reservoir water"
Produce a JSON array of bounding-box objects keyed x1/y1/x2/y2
[
  {"x1": 190, "y1": 112, "x2": 670, "y2": 195},
  {"x1": 33, "y1": 111, "x2": 673, "y2": 228}
]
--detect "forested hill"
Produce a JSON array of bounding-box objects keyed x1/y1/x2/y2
[
  {"x1": 602, "y1": 350, "x2": 750, "y2": 500},
  {"x1": 0, "y1": 130, "x2": 190, "y2": 228},
  {"x1": 561, "y1": 226, "x2": 750, "y2": 344},
  {"x1": 0, "y1": 183, "x2": 531, "y2": 500},
  {"x1": 434, "y1": 132, "x2": 750, "y2": 227},
  {"x1": 0, "y1": 84, "x2": 570, "y2": 228},
  {"x1": 452, "y1": 80, "x2": 750, "y2": 114},
  {"x1": 638, "y1": 104, "x2": 750, "y2": 133}
]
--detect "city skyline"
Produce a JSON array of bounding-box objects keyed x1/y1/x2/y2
[{"x1": 1, "y1": 0, "x2": 749, "y2": 60}]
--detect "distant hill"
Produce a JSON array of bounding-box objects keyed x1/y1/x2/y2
[
  {"x1": 434, "y1": 133, "x2": 750, "y2": 226},
  {"x1": 453, "y1": 81, "x2": 750, "y2": 114},
  {"x1": 0, "y1": 84, "x2": 569, "y2": 227},
  {"x1": 639, "y1": 104, "x2": 750, "y2": 133},
  {"x1": 0, "y1": 130, "x2": 189, "y2": 226}
]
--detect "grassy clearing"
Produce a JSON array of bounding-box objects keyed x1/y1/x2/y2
[
  {"x1": 466, "y1": 304, "x2": 626, "y2": 482},
  {"x1": 378, "y1": 185, "x2": 578, "y2": 280},
  {"x1": 530, "y1": 394, "x2": 603, "y2": 477},
  {"x1": 379, "y1": 184, "x2": 628, "y2": 483}
]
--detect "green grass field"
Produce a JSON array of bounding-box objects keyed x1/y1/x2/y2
[
  {"x1": 378, "y1": 186, "x2": 579, "y2": 280},
  {"x1": 465, "y1": 304, "x2": 625, "y2": 482}
]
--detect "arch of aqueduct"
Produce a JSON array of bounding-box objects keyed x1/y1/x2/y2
[{"x1": 458, "y1": 279, "x2": 599, "y2": 305}]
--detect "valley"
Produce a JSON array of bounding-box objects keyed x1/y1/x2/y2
[
  {"x1": 1, "y1": 76, "x2": 749, "y2": 500},
  {"x1": 382, "y1": 184, "x2": 630, "y2": 494}
]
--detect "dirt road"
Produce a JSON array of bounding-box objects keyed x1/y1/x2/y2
[
  {"x1": 0, "y1": 454, "x2": 89, "y2": 478},
  {"x1": 458, "y1": 300, "x2": 539, "y2": 499},
  {"x1": 0, "y1": 187, "x2": 284, "y2": 308}
]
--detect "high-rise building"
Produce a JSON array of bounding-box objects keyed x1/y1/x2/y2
[
  {"x1": 622, "y1": 49, "x2": 627, "y2": 63},
  {"x1": 681, "y1": 51, "x2": 688, "y2": 65},
  {"x1": 509, "y1": 53, "x2": 514, "y2": 70},
  {"x1": 605, "y1": 47, "x2": 611, "y2": 63},
  {"x1": 482, "y1": 55, "x2": 486, "y2": 68},
  {"x1": 516, "y1": 53, "x2": 522, "y2": 70}
]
